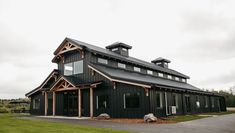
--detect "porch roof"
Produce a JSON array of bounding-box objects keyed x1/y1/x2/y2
[{"x1": 88, "y1": 63, "x2": 201, "y2": 91}]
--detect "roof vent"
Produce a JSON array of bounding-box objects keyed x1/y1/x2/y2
[
  {"x1": 106, "y1": 42, "x2": 132, "y2": 57},
  {"x1": 151, "y1": 57, "x2": 171, "y2": 68}
]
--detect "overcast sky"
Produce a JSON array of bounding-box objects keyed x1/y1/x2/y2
[{"x1": 1, "y1": 0, "x2": 235, "y2": 99}]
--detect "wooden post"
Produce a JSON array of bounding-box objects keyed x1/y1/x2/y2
[
  {"x1": 90, "y1": 88, "x2": 93, "y2": 118},
  {"x1": 44, "y1": 92, "x2": 48, "y2": 116},
  {"x1": 78, "y1": 89, "x2": 82, "y2": 117},
  {"x1": 53, "y1": 92, "x2": 56, "y2": 116}
]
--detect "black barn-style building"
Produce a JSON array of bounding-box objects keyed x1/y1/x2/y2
[{"x1": 26, "y1": 38, "x2": 226, "y2": 118}]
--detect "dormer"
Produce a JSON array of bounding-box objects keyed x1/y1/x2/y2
[
  {"x1": 106, "y1": 42, "x2": 132, "y2": 57},
  {"x1": 151, "y1": 57, "x2": 171, "y2": 68}
]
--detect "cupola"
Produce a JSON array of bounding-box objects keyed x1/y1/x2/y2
[
  {"x1": 151, "y1": 57, "x2": 171, "y2": 68},
  {"x1": 106, "y1": 42, "x2": 132, "y2": 57}
]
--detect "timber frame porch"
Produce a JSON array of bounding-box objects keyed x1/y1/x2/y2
[{"x1": 43, "y1": 76, "x2": 102, "y2": 118}]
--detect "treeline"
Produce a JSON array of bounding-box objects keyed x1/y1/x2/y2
[
  {"x1": 217, "y1": 90, "x2": 235, "y2": 107},
  {"x1": 0, "y1": 98, "x2": 30, "y2": 113}
]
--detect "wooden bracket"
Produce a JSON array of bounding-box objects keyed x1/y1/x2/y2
[
  {"x1": 91, "y1": 69, "x2": 95, "y2": 76},
  {"x1": 144, "y1": 87, "x2": 149, "y2": 96},
  {"x1": 81, "y1": 51, "x2": 85, "y2": 58},
  {"x1": 113, "y1": 82, "x2": 116, "y2": 90}
]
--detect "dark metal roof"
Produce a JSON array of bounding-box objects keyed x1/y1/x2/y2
[
  {"x1": 151, "y1": 57, "x2": 171, "y2": 63},
  {"x1": 89, "y1": 63, "x2": 200, "y2": 91},
  {"x1": 25, "y1": 69, "x2": 59, "y2": 97},
  {"x1": 106, "y1": 42, "x2": 132, "y2": 49},
  {"x1": 63, "y1": 38, "x2": 190, "y2": 79}
]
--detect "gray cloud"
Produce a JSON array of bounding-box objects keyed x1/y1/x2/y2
[{"x1": 177, "y1": 10, "x2": 235, "y2": 62}]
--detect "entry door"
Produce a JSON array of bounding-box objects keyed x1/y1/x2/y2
[
  {"x1": 63, "y1": 91, "x2": 78, "y2": 116},
  {"x1": 81, "y1": 89, "x2": 90, "y2": 117},
  {"x1": 185, "y1": 95, "x2": 191, "y2": 113}
]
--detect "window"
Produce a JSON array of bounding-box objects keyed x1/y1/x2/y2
[
  {"x1": 74, "y1": 60, "x2": 83, "y2": 74},
  {"x1": 98, "y1": 58, "x2": 108, "y2": 64},
  {"x1": 172, "y1": 93, "x2": 178, "y2": 108},
  {"x1": 134, "y1": 67, "x2": 141, "y2": 72},
  {"x1": 64, "y1": 60, "x2": 84, "y2": 75},
  {"x1": 158, "y1": 73, "x2": 164, "y2": 77},
  {"x1": 124, "y1": 93, "x2": 140, "y2": 109},
  {"x1": 156, "y1": 62, "x2": 161, "y2": 65},
  {"x1": 112, "y1": 48, "x2": 118, "y2": 51},
  {"x1": 175, "y1": 77, "x2": 180, "y2": 81},
  {"x1": 182, "y1": 79, "x2": 186, "y2": 82},
  {"x1": 122, "y1": 48, "x2": 127, "y2": 51},
  {"x1": 167, "y1": 75, "x2": 172, "y2": 79},
  {"x1": 211, "y1": 97, "x2": 215, "y2": 108},
  {"x1": 64, "y1": 63, "x2": 73, "y2": 76},
  {"x1": 33, "y1": 99, "x2": 40, "y2": 109},
  {"x1": 118, "y1": 63, "x2": 126, "y2": 69},
  {"x1": 204, "y1": 96, "x2": 208, "y2": 108},
  {"x1": 96, "y1": 95, "x2": 109, "y2": 109},
  {"x1": 196, "y1": 95, "x2": 200, "y2": 108},
  {"x1": 156, "y1": 92, "x2": 163, "y2": 108},
  {"x1": 147, "y1": 70, "x2": 153, "y2": 75}
]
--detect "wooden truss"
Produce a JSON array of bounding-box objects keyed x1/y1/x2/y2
[
  {"x1": 50, "y1": 77, "x2": 77, "y2": 92},
  {"x1": 57, "y1": 42, "x2": 83, "y2": 56}
]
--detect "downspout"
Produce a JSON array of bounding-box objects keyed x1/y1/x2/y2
[{"x1": 165, "y1": 92, "x2": 169, "y2": 116}]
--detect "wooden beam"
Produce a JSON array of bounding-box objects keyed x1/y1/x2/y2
[
  {"x1": 78, "y1": 89, "x2": 81, "y2": 117},
  {"x1": 90, "y1": 88, "x2": 93, "y2": 118},
  {"x1": 53, "y1": 92, "x2": 56, "y2": 116},
  {"x1": 44, "y1": 92, "x2": 48, "y2": 116}
]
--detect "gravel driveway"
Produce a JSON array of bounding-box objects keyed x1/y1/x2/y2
[{"x1": 24, "y1": 114, "x2": 235, "y2": 133}]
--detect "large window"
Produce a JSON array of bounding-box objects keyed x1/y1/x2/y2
[
  {"x1": 172, "y1": 93, "x2": 178, "y2": 108},
  {"x1": 64, "y1": 60, "x2": 83, "y2": 75},
  {"x1": 156, "y1": 92, "x2": 163, "y2": 108},
  {"x1": 64, "y1": 63, "x2": 73, "y2": 76},
  {"x1": 124, "y1": 93, "x2": 140, "y2": 109},
  {"x1": 33, "y1": 99, "x2": 40, "y2": 109},
  {"x1": 118, "y1": 63, "x2": 126, "y2": 69},
  {"x1": 98, "y1": 58, "x2": 108, "y2": 64},
  {"x1": 74, "y1": 60, "x2": 83, "y2": 74},
  {"x1": 96, "y1": 95, "x2": 109, "y2": 109}
]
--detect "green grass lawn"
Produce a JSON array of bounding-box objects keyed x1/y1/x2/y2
[
  {"x1": 168, "y1": 115, "x2": 210, "y2": 122},
  {"x1": 201, "y1": 110, "x2": 235, "y2": 116},
  {"x1": 0, "y1": 114, "x2": 130, "y2": 133},
  {"x1": 168, "y1": 110, "x2": 235, "y2": 122}
]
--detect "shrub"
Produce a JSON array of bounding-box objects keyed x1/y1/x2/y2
[{"x1": 0, "y1": 107, "x2": 9, "y2": 113}]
